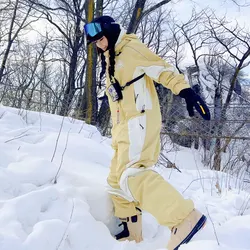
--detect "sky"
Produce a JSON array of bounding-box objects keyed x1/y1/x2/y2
[
  {"x1": 171, "y1": 0, "x2": 250, "y2": 26},
  {"x1": 167, "y1": 0, "x2": 250, "y2": 76}
]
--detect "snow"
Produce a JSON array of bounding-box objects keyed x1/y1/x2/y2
[{"x1": 0, "y1": 105, "x2": 249, "y2": 250}]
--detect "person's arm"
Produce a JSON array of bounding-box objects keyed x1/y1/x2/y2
[
  {"x1": 125, "y1": 41, "x2": 210, "y2": 120},
  {"x1": 125, "y1": 41, "x2": 190, "y2": 94}
]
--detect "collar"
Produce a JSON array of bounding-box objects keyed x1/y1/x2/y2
[
  {"x1": 115, "y1": 26, "x2": 126, "y2": 47},
  {"x1": 103, "y1": 26, "x2": 127, "y2": 57}
]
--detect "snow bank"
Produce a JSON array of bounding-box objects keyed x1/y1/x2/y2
[{"x1": 0, "y1": 105, "x2": 249, "y2": 250}]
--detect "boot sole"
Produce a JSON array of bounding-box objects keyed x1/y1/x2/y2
[{"x1": 174, "y1": 215, "x2": 207, "y2": 250}]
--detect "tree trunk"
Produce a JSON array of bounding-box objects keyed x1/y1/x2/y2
[
  {"x1": 0, "y1": 0, "x2": 33, "y2": 83},
  {"x1": 0, "y1": 41, "x2": 14, "y2": 83},
  {"x1": 94, "y1": 0, "x2": 111, "y2": 132},
  {"x1": 96, "y1": 0, "x2": 103, "y2": 17},
  {"x1": 77, "y1": 0, "x2": 98, "y2": 124},
  {"x1": 127, "y1": 0, "x2": 171, "y2": 34},
  {"x1": 127, "y1": 0, "x2": 146, "y2": 34},
  {"x1": 212, "y1": 86, "x2": 222, "y2": 171},
  {"x1": 97, "y1": 96, "x2": 111, "y2": 135},
  {"x1": 59, "y1": 50, "x2": 78, "y2": 116},
  {"x1": 213, "y1": 138, "x2": 221, "y2": 171},
  {"x1": 59, "y1": 10, "x2": 84, "y2": 116},
  {"x1": 0, "y1": 0, "x2": 19, "y2": 83}
]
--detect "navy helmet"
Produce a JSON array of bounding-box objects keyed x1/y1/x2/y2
[{"x1": 84, "y1": 15, "x2": 121, "y2": 49}]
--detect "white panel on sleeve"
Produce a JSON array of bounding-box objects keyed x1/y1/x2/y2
[
  {"x1": 132, "y1": 65, "x2": 178, "y2": 112},
  {"x1": 141, "y1": 65, "x2": 177, "y2": 80}
]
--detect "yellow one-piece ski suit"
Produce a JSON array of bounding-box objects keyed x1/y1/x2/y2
[{"x1": 105, "y1": 29, "x2": 194, "y2": 229}]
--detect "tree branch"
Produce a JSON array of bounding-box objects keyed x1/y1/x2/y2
[
  {"x1": 142, "y1": 0, "x2": 171, "y2": 18},
  {"x1": 28, "y1": 0, "x2": 71, "y2": 13},
  {"x1": 222, "y1": 47, "x2": 250, "y2": 114},
  {"x1": 44, "y1": 12, "x2": 73, "y2": 48}
]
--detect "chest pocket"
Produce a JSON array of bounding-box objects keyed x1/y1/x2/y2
[{"x1": 120, "y1": 73, "x2": 148, "y2": 117}]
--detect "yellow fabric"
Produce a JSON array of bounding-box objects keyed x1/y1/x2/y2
[
  {"x1": 128, "y1": 170, "x2": 194, "y2": 229},
  {"x1": 108, "y1": 147, "x2": 139, "y2": 217},
  {"x1": 104, "y1": 32, "x2": 193, "y2": 227}
]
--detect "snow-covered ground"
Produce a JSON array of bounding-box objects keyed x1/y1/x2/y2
[{"x1": 0, "y1": 105, "x2": 249, "y2": 250}]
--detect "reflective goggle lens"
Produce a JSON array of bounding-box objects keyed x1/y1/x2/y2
[{"x1": 84, "y1": 22, "x2": 102, "y2": 37}]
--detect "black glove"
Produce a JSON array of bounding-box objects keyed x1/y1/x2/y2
[{"x1": 179, "y1": 88, "x2": 211, "y2": 120}]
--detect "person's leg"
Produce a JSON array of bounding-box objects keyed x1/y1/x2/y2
[
  {"x1": 127, "y1": 170, "x2": 194, "y2": 229},
  {"x1": 128, "y1": 170, "x2": 206, "y2": 250},
  {"x1": 107, "y1": 148, "x2": 139, "y2": 217},
  {"x1": 107, "y1": 149, "x2": 142, "y2": 242},
  {"x1": 166, "y1": 209, "x2": 206, "y2": 250},
  {"x1": 107, "y1": 112, "x2": 162, "y2": 242}
]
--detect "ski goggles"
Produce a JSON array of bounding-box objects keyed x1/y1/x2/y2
[{"x1": 84, "y1": 22, "x2": 102, "y2": 38}]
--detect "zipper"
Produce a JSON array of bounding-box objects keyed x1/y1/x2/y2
[{"x1": 117, "y1": 104, "x2": 120, "y2": 124}]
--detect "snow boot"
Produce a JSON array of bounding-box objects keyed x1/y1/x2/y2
[
  {"x1": 115, "y1": 208, "x2": 143, "y2": 243},
  {"x1": 167, "y1": 209, "x2": 207, "y2": 250}
]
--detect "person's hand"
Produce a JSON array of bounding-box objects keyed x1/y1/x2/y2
[{"x1": 179, "y1": 88, "x2": 211, "y2": 120}]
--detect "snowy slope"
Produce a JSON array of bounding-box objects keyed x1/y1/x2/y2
[{"x1": 0, "y1": 105, "x2": 249, "y2": 250}]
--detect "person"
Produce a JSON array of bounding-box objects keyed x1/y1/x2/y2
[{"x1": 84, "y1": 16, "x2": 210, "y2": 250}]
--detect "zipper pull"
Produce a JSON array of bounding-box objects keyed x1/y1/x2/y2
[
  {"x1": 141, "y1": 104, "x2": 145, "y2": 113},
  {"x1": 117, "y1": 108, "x2": 120, "y2": 124}
]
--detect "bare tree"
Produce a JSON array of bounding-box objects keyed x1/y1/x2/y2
[
  {"x1": 76, "y1": 0, "x2": 99, "y2": 124},
  {"x1": 205, "y1": 14, "x2": 250, "y2": 115},
  {"x1": 12, "y1": 37, "x2": 50, "y2": 109},
  {"x1": 0, "y1": 0, "x2": 39, "y2": 83},
  {"x1": 154, "y1": 8, "x2": 250, "y2": 171},
  {"x1": 203, "y1": 12, "x2": 250, "y2": 170},
  {"x1": 164, "y1": 17, "x2": 186, "y2": 73},
  {"x1": 28, "y1": 0, "x2": 87, "y2": 116},
  {"x1": 127, "y1": 0, "x2": 171, "y2": 34},
  {"x1": 229, "y1": 0, "x2": 250, "y2": 7}
]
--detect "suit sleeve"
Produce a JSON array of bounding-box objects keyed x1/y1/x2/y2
[{"x1": 126, "y1": 42, "x2": 190, "y2": 95}]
